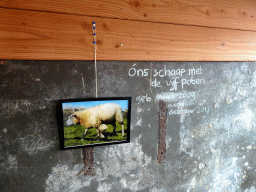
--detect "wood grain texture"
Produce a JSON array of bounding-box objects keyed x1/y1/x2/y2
[
  {"x1": 1, "y1": 8, "x2": 256, "y2": 61},
  {"x1": 1, "y1": 0, "x2": 256, "y2": 31}
]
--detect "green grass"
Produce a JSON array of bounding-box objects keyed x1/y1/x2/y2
[{"x1": 64, "y1": 117, "x2": 128, "y2": 147}]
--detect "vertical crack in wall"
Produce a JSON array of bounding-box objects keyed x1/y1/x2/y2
[
  {"x1": 157, "y1": 100, "x2": 167, "y2": 163},
  {"x1": 82, "y1": 147, "x2": 95, "y2": 176}
]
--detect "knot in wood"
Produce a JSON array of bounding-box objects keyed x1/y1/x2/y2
[{"x1": 130, "y1": 0, "x2": 141, "y2": 8}]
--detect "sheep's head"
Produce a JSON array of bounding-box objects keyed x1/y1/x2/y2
[{"x1": 66, "y1": 114, "x2": 80, "y2": 126}]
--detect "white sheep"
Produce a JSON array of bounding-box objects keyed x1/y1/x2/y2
[{"x1": 66, "y1": 103, "x2": 124, "y2": 139}]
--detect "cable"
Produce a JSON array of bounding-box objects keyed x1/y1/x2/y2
[{"x1": 92, "y1": 22, "x2": 98, "y2": 98}]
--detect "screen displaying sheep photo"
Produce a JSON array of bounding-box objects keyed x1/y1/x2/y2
[{"x1": 58, "y1": 97, "x2": 131, "y2": 149}]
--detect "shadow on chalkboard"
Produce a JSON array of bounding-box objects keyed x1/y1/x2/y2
[{"x1": 56, "y1": 101, "x2": 65, "y2": 150}]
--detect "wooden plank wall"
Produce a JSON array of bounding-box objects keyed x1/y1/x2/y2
[{"x1": 1, "y1": 0, "x2": 256, "y2": 61}]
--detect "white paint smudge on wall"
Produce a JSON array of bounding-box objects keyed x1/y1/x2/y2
[
  {"x1": 136, "y1": 118, "x2": 142, "y2": 126},
  {"x1": 214, "y1": 66, "x2": 251, "y2": 108},
  {"x1": 210, "y1": 142, "x2": 221, "y2": 171},
  {"x1": 45, "y1": 164, "x2": 93, "y2": 192},
  {"x1": 19, "y1": 123, "x2": 54, "y2": 155},
  {"x1": 45, "y1": 136, "x2": 153, "y2": 192},
  {"x1": 0, "y1": 154, "x2": 18, "y2": 174},
  {"x1": 213, "y1": 105, "x2": 255, "y2": 140},
  {"x1": 190, "y1": 176, "x2": 196, "y2": 188},
  {"x1": 199, "y1": 163, "x2": 206, "y2": 170},
  {"x1": 20, "y1": 136, "x2": 54, "y2": 155},
  {"x1": 98, "y1": 183, "x2": 112, "y2": 192},
  {"x1": 81, "y1": 73, "x2": 86, "y2": 94},
  {"x1": 97, "y1": 135, "x2": 153, "y2": 191},
  {"x1": 186, "y1": 176, "x2": 197, "y2": 192},
  {"x1": 209, "y1": 157, "x2": 241, "y2": 192},
  {"x1": 244, "y1": 186, "x2": 256, "y2": 192},
  {"x1": 235, "y1": 107, "x2": 254, "y2": 131},
  {"x1": 165, "y1": 135, "x2": 172, "y2": 149},
  {"x1": 7, "y1": 154, "x2": 17, "y2": 171},
  {"x1": 149, "y1": 187, "x2": 160, "y2": 192},
  {"x1": 179, "y1": 110, "x2": 193, "y2": 156}
]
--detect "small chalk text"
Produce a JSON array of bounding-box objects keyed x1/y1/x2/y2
[
  {"x1": 169, "y1": 108, "x2": 195, "y2": 115},
  {"x1": 136, "y1": 94, "x2": 152, "y2": 105},
  {"x1": 168, "y1": 105, "x2": 210, "y2": 116},
  {"x1": 128, "y1": 64, "x2": 149, "y2": 77},
  {"x1": 196, "y1": 106, "x2": 210, "y2": 114},
  {"x1": 156, "y1": 91, "x2": 196, "y2": 101}
]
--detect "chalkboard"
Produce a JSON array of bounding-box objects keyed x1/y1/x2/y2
[{"x1": 1, "y1": 60, "x2": 256, "y2": 192}]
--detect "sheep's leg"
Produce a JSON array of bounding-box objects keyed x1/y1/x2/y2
[
  {"x1": 122, "y1": 124, "x2": 124, "y2": 137},
  {"x1": 96, "y1": 129, "x2": 105, "y2": 138},
  {"x1": 100, "y1": 133, "x2": 105, "y2": 138},
  {"x1": 96, "y1": 129, "x2": 104, "y2": 138},
  {"x1": 82, "y1": 129, "x2": 88, "y2": 140},
  {"x1": 96, "y1": 129, "x2": 100, "y2": 137}
]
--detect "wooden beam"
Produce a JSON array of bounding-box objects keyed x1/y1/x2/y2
[
  {"x1": 1, "y1": 8, "x2": 256, "y2": 61},
  {"x1": 1, "y1": 0, "x2": 256, "y2": 31}
]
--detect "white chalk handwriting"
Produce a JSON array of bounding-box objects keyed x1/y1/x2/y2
[
  {"x1": 130, "y1": 65, "x2": 210, "y2": 117},
  {"x1": 168, "y1": 105, "x2": 210, "y2": 116},
  {"x1": 128, "y1": 64, "x2": 149, "y2": 77},
  {"x1": 169, "y1": 108, "x2": 195, "y2": 115},
  {"x1": 168, "y1": 101, "x2": 195, "y2": 108},
  {"x1": 136, "y1": 94, "x2": 152, "y2": 105},
  {"x1": 156, "y1": 92, "x2": 196, "y2": 101},
  {"x1": 196, "y1": 106, "x2": 210, "y2": 114},
  {"x1": 153, "y1": 66, "x2": 185, "y2": 77},
  {"x1": 128, "y1": 64, "x2": 205, "y2": 90}
]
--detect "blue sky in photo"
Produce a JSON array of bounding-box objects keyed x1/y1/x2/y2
[{"x1": 62, "y1": 100, "x2": 129, "y2": 111}]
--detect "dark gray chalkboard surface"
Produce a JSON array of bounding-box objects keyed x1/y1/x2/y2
[{"x1": 1, "y1": 60, "x2": 256, "y2": 192}]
